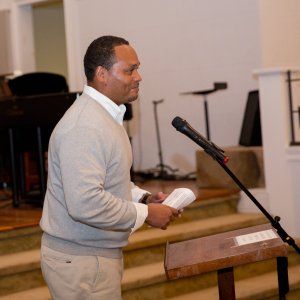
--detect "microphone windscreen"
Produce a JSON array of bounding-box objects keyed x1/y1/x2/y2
[{"x1": 172, "y1": 116, "x2": 186, "y2": 130}]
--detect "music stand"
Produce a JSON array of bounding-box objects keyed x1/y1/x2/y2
[{"x1": 181, "y1": 82, "x2": 227, "y2": 140}]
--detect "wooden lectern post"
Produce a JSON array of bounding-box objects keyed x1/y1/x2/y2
[{"x1": 165, "y1": 223, "x2": 289, "y2": 300}]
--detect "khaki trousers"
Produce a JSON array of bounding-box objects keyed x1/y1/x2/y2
[{"x1": 41, "y1": 245, "x2": 123, "y2": 300}]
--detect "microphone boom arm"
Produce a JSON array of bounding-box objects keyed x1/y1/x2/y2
[
  {"x1": 219, "y1": 160, "x2": 300, "y2": 254},
  {"x1": 172, "y1": 116, "x2": 300, "y2": 254}
]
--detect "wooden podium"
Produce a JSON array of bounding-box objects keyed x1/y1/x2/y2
[{"x1": 165, "y1": 223, "x2": 289, "y2": 299}]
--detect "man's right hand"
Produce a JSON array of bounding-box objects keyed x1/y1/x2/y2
[{"x1": 146, "y1": 203, "x2": 179, "y2": 230}]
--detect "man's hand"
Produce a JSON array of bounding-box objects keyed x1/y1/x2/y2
[
  {"x1": 146, "y1": 192, "x2": 168, "y2": 204},
  {"x1": 146, "y1": 203, "x2": 179, "y2": 230}
]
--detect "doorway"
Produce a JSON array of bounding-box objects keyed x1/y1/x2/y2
[{"x1": 32, "y1": 0, "x2": 68, "y2": 81}]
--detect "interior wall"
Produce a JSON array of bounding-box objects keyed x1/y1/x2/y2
[
  {"x1": 0, "y1": 10, "x2": 13, "y2": 75},
  {"x1": 32, "y1": 1, "x2": 68, "y2": 80},
  {"x1": 259, "y1": 0, "x2": 300, "y2": 68},
  {"x1": 0, "y1": 0, "x2": 10, "y2": 11},
  {"x1": 259, "y1": 0, "x2": 300, "y2": 145},
  {"x1": 65, "y1": 0, "x2": 262, "y2": 173},
  {"x1": 9, "y1": 3, "x2": 36, "y2": 73},
  {"x1": 63, "y1": 0, "x2": 264, "y2": 173}
]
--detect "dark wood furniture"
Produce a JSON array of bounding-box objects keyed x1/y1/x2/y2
[
  {"x1": 0, "y1": 92, "x2": 78, "y2": 206},
  {"x1": 165, "y1": 223, "x2": 289, "y2": 299}
]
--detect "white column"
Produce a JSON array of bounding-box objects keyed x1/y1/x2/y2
[
  {"x1": 10, "y1": 1, "x2": 36, "y2": 73},
  {"x1": 254, "y1": 68, "x2": 300, "y2": 237},
  {"x1": 63, "y1": 0, "x2": 82, "y2": 91}
]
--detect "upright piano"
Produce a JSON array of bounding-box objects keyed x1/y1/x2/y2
[{"x1": 0, "y1": 92, "x2": 78, "y2": 206}]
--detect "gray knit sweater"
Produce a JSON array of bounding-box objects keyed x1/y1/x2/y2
[{"x1": 40, "y1": 93, "x2": 137, "y2": 258}]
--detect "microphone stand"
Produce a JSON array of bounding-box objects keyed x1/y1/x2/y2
[{"x1": 208, "y1": 144, "x2": 300, "y2": 254}]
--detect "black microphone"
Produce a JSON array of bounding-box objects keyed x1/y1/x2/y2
[{"x1": 172, "y1": 116, "x2": 229, "y2": 164}]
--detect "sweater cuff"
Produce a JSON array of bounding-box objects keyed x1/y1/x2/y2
[
  {"x1": 131, "y1": 185, "x2": 150, "y2": 203},
  {"x1": 131, "y1": 202, "x2": 148, "y2": 234}
]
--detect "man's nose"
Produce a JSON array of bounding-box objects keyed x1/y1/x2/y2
[{"x1": 133, "y1": 70, "x2": 142, "y2": 82}]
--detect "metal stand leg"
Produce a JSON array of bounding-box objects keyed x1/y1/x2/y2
[
  {"x1": 204, "y1": 96, "x2": 210, "y2": 140},
  {"x1": 217, "y1": 267, "x2": 236, "y2": 300},
  {"x1": 152, "y1": 100, "x2": 178, "y2": 179},
  {"x1": 277, "y1": 256, "x2": 289, "y2": 300},
  {"x1": 8, "y1": 128, "x2": 19, "y2": 207},
  {"x1": 19, "y1": 152, "x2": 25, "y2": 195},
  {"x1": 37, "y1": 126, "x2": 46, "y2": 205}
]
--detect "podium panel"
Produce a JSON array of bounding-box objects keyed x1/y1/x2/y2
[
  {"x1": 165, "y1": 223, "x2": 287, "y2": 280},
  {"x1": 165, "y1": 224, "x2": 289, "y2": 299}
]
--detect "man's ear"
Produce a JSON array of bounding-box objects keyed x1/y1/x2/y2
[{"x1": 95, "y1": 66, "x2": 107, "y2": 84}]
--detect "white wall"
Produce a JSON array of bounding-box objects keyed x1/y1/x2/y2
[
  {"x1": 255, "y1": 69, "x2": 300, "y2": 236},
  {"x1": 9, "y1": 2, "x2": 36, "y2": 73},
  {"x1": 259, "y1": 0, "x2": 300, "y2": 68},
  {"x1": 255, "y1": 0, "x2": 300, "y2": 236},
  {"x1": 0, "y1": 0, "x2": 10, "y2": 10},
  {"x1": 259, "y1": 0, "x2": 300, "y2": 141},
  {"x1": 64, "y1": 0, "x2": 262, "y2": 173},
  {"x1": 32, "y1": 1, "x2": 68, "y2": 80},
  {"x1": 0, "y1": 9, "x2": 13, "y2": 74}
]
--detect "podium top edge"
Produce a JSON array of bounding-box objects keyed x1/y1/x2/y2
[{"x1": 165, "y1": 223, "x2": 288, "y2": 277}]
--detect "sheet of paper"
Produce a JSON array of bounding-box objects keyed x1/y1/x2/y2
[
  {"x1": 235, "y1": 229, "x2": 277, "y2": 246},
  {"x1": 162, "y1": 188, "x2": 196, "y2": 210}
]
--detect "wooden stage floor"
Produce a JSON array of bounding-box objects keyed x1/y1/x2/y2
[{"x1": 0, "y1": 180, "x2": 234, "y2": 232}]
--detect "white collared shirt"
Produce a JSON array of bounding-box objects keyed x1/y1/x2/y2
[{"x1": 83, "y1": 85, "x2": 148, "y2": 233}]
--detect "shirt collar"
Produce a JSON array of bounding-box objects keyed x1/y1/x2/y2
[{"x1": 83, "y1": 85, "x2": 126, "y2": 125}]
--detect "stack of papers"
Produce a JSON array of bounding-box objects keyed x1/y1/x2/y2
[{"x1": 162, "y1": 188, "x2": 196, "y2": 210}]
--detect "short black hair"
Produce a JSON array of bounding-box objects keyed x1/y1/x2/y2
[{"x1": 84, "y1": 35, "x2": 129, "y2": 81}]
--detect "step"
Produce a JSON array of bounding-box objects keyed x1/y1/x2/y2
[
  {"x1": 1, "y1": 237, "x2": 299, "y2": 299},
  {"x1": 0, "y1": 249, "x2": 44, "y2": 296},
  {"x1": 0, "y1": 286, "x2": 50, "y2": 300},
  {"x1": 163, "y1": 194, "x2": 239, "y2": 225},
  {"x1": 124, "y1": 213, "x2": 267, "y2": 268},
  {"x1": 196, "y1": 146, "x2": 265, "y2": 190},
  {"x1": 0, "y1": 213, "x2": 267, "y2": 296},
  {"x1": 2, "y1": 260, "x2": 300, "y2": 300},
  {"x1": 0, "y1": 226, "x2": 42, "y2": 255},
  {"x1": 168, "y1": 264, "x2": 300, "y2": 300},
  {"x1": 0, "y1": 194, "x2": 238, "y2": 256},
  {"x1": 3, "y1": 262, "x2": 300, "y2": 300},
  {"x1": 137, "y1": 194, "x2": 239, "y2": 231},
  {"x1": 121, "y1": 248, "x2": 300, "y2": 299}
]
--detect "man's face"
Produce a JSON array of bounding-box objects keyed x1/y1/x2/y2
[{"x1": 105, "y1": 45, "x2": 142, "y2": 105}]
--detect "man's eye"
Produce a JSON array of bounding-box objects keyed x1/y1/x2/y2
[{"x1": 126, "y1": 70, "x2": 133, "y2": 75}]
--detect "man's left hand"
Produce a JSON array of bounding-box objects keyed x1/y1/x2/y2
[{"x1": 147, "y1": 192, "x2": 168, "y2": 204}]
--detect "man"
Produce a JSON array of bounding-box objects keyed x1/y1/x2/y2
[{"x1": 40, "y1": 36, "x2": 179, "y2": 299}]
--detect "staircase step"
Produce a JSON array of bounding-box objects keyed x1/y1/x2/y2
[
  {"x1": 0, "y1": 213, "x2": 266, "y2": 296},
  {"x1": 122, "y1": 261, "x2": 165, "y2": 291},
  {"x1": 124, "y1": 213, "x2": 267, "y2": 268},
  {"x1": 128, "y1": 213, "x2": 266, "y2": 250},
  {"x1": 0, "y1": 286, "x2": 50, "y2": 300},
  {"x1": 137, "y1": 194, "x2": 239, "y2": 231},
  {"x1": 168, "y1": 264, "x2": 300, "y2": 300},
  {"x1": 0, "y1": 249, "x2": 43, "y2": 296},
  {"x1": 1, "y1": 235, "x2": 299, "y2": 299},
  {"x1": 163, "y1": 194, "x2": 239, "y2": 225},
  {"x1": 0, "y1": 226, "x2": 42, "y2": 256},
  {"x1": 121, "y1": 247, "x2": 300, "y2": 299},
  {"x1": 2, "y1": 262, "x2": 300, "y2": 300},
  {"x1": 0, "y1": 249, "x2": 40, "y2": 276},
  {"x1": 0, "y1": 194, "x2": 238, "y2": 256},
  {"x1": 2, "y1": 257, "x2": 299, "y2": 300}
]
